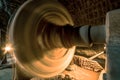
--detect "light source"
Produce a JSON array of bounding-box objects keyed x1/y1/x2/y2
[{"x1": 3, "y1": 43, "x2": 13, "y2": 54}]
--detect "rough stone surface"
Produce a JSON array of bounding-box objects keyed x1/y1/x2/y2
[
  {"x1": 59, "y1": 0, "x2": 120, "y2": 26},
  {"x1": 106, "y1": 9, "x2": 120, "y2": 80},
  {"x1": 0, "y1": 68, "x2": 12, "y2": 80},
  {"x1": 73, "y1": 55, "x2": 103, "y2": 72}
]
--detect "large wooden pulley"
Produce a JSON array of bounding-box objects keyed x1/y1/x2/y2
[{"x1": 9, "y1": 0, "x2": 75, "y2": 78}]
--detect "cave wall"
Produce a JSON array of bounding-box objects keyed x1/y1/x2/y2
[{"x1": 59, "y1": 0, "x2": 120, "y2": 26}]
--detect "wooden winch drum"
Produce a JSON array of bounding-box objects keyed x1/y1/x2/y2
[{"x1": 9, "y1": 0, "x2": 75, "y2": 78}]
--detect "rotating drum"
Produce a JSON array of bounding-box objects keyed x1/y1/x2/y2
[{"x1": 9, "y1": 0, "x2": 75, "y2": 78}]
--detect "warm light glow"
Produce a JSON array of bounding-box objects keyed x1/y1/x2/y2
[
  {"x1": 104, "y1": 46, "x2": 106, "y2": 50},
  {"x1": 3, "y1": 43, "x2": 13, "y2": 54},
  {"x1": 5, "y1": 46, "x2": 11, "y2": 52}
]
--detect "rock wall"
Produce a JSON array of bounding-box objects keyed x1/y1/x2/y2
[{"x1": 59, "y1": 0, "x2": 120, "y2": 26}]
